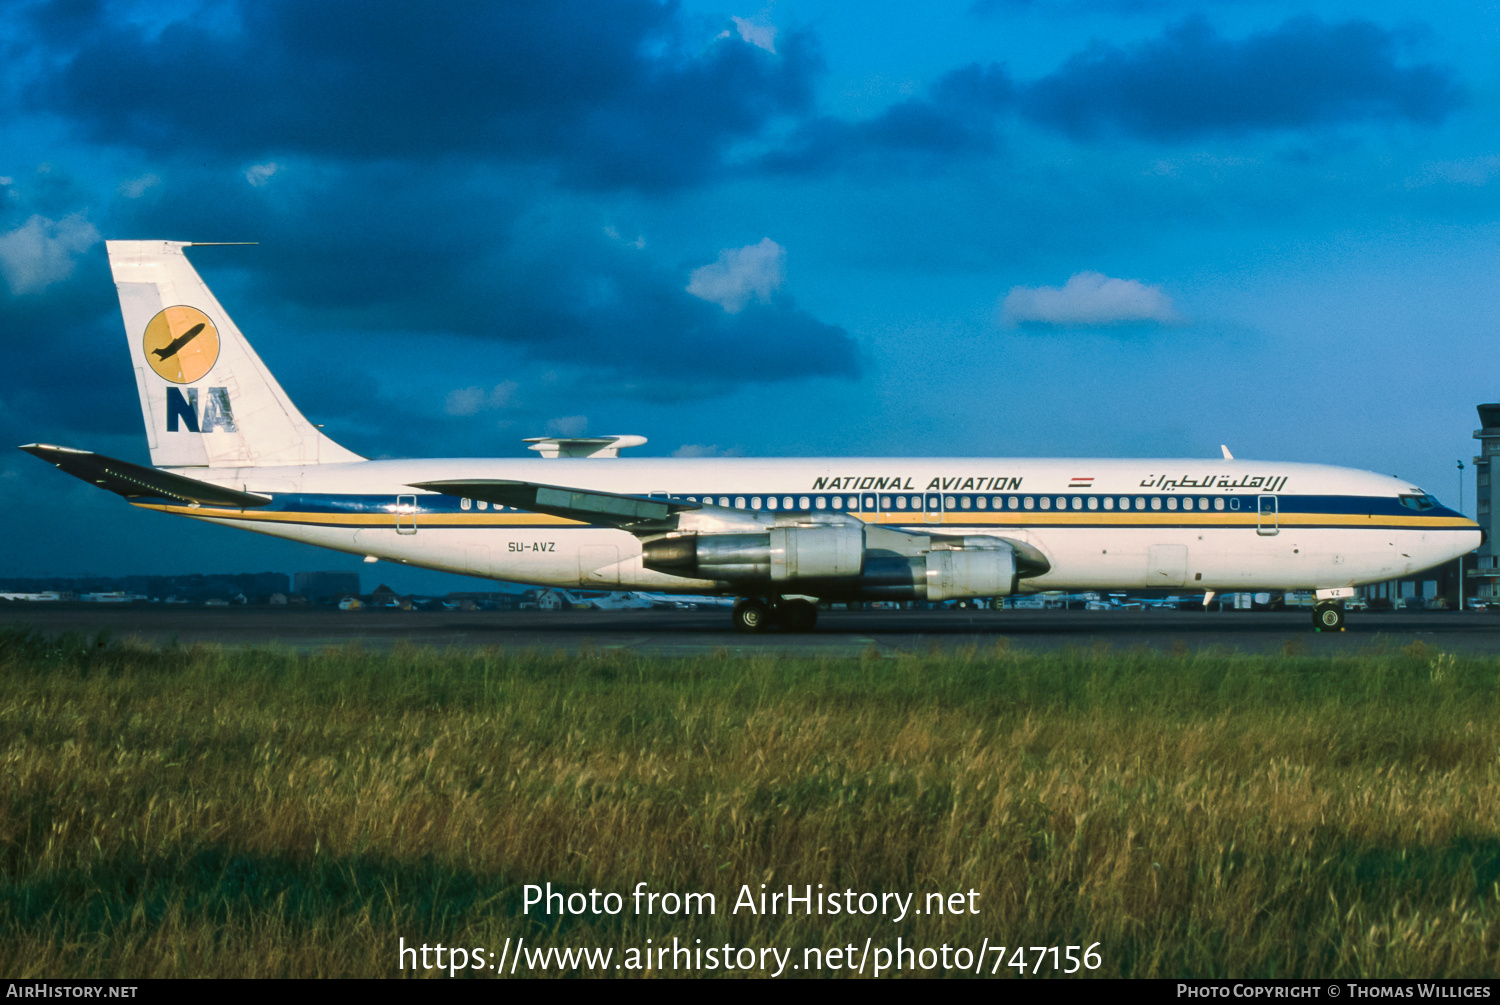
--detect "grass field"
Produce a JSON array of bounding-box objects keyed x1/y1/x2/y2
[{"x1": 2, "y1": 625, "x2": 1498, "y2": 978}]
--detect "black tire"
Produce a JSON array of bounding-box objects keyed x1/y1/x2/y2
[
  {"x1": 733, "y1": 598, "x2": 770, "y2": 633},
  {"x1": 781, "y1": 598, "x2": 818, "y2": 633},
  {"x1": 1313, "y1": 603, "x2": 1345, "y2": 631}
]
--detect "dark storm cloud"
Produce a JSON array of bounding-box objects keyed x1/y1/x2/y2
[
  {"x1": 0, "y1": 255, "x2": 139, "y2": 440},
  {"x1": 765, "y1": 15, "x2": 1460, "y2": 175},
  {"x1": 760, "y1": 63, "x2": 1013, "y2": 174},
  {"x1": 446, "y1": 231, "x2": 861, "y2": 384},
  {"x1": 109, "y1": 162, "x2": 857, "y2": 382},
  {"x1": 25, "y1": 0, "x2": 819, "y2": 192},
  {"x1": 1021, "y1": 17, "x2": 1463, "y2": 140}
]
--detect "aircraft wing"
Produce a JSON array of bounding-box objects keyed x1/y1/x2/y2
[
  {"x1": 409, "y1": 478, "x2": 700, "y2": 529},
  {"x1": 19, "y1": 443, "x2": 272, "y2": 508}
]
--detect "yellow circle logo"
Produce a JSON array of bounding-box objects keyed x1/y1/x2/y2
[{"x1": 142, "y1": 306, "x2": 220, "y2": 384}]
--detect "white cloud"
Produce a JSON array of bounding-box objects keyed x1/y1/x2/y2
[
  {"x1": 546, "y1": 414, "x2": 588, "y2": 437},
  {"x1": 1001, "y1": 271, "x2": 1182, "y2": 327},
  {"x1": 245, "y1": 162, "x2": 280, "y2": 187},
  {"x1": 603, "y1": 225, "x2": 645, "y2": 249},
  {"x1": 731, "y1": 16, "x2": 777, "y2": 53},
  {"x1": 444, "y1": 381, "x2": 518, "y2": 416},
  {"x1": 118, "y1": 173, "x2": 161, "y2": 198},
  {"x1": 686, "y1": 237, "x2": 785, "y2": 313},
  {"x1": 672, "y1": 444, "x2": 745, "y2": 458},
  {"x1": 0, "y1": 214, "x2": 101, "y2": 295}
]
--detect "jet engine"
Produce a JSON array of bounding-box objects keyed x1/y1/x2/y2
[{"x1": 642, "y1": 524, "x2": 1031, "y2": 600}]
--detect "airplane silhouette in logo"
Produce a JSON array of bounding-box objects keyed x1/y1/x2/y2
[{"x1": 152, "y1": 323, "x2": 205, "y2": 362}]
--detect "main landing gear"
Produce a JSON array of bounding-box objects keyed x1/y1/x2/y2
[
  {"x1": 732, "y1": 597, "x2": 819, "y2": 634},
  {"x1": 1312, "y1": 603, "x2": 1345, "y2": 632}
]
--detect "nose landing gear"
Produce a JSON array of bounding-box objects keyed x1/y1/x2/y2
[{"x1": 1313, "y1": 603, "x2": 1345, "y2": 632}]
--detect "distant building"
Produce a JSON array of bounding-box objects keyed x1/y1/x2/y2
[
  {"x1": 369, "y1": 584, "x2": 402, "y2": 607},
  {"x1": 295, "y1": 571, "x2": 361, "y2": 603},
  {"x1": 1472, "y1": 404, "x2": 1500, "y2": 603}
]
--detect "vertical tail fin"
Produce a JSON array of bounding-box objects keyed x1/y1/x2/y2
[{"x1": 107, "y1": 240, "x2": 363, "y2": 468}]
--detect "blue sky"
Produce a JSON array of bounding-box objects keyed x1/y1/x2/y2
[{"x1": 2, "y1": 0, "x2": 1496, "y2": 592}]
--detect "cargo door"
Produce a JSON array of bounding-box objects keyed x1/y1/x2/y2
[{"x1": 1147, "y1": 544, "x2": 1189, "y2": 587}]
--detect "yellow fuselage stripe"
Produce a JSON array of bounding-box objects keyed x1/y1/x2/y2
[{"x1": 131, "y1": 502, "x2": 1472, "y2": 530}]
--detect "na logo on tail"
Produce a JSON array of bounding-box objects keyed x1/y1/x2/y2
[{"x1": 142, "y1": 306, "x2": 219, "y2": 383}]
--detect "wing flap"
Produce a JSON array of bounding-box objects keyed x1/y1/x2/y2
[
  {"x1": 410, "y1": 478, "x2": 698, "y2": 528},
  {"x1": 19, "y1": 443, "x2": 272, "y2": 508}
]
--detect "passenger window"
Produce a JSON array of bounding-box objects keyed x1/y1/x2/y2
[
  {"x1": 976, "y1": 497, "x2": 987, "y2": 510},
  {"x1": 751, "y1": 497, "x2": 762, "y2": 509},
  {"x1": 1136, "y1": 497, "x2": 1146, "y2": 509},
  {"x1": 478, "y1": 500, "x2": 488, "y2": 511},
  {"x1": 1230, "y1": 498, "x2": 1239, "y2": 511},
  {"x1": 816, "y1": 496, "x2": 827, "y2": 510},
  {"x1": 866, "y1": 496, "x2": 877, "y2": 510},
  {"x1": 1182, "y1": 498, "x2": 1193, "y2": 511},
  {"x1": 735, "y1": 496, "x2": 745, "y2": 509},
  {"x1": 461, "y1": 498, "x2": 472, "y2": 511},
  {"x1": 766, "y1": 496, "x2": 778, "y2": 510},
  {"x1": 719, "y1": 497, "x2": 729, "y2": 507},
  {"x1": 1199, "y1": 497, "x2": 1209, "y2": 510},
  {"x1": 912, "y1": 496, "x2": 923, "y2": 509},
  {"x1": 1008, "y1": 496, "x2": 1018, "y2": 509},
  {"x1": 895, "y1": 496, "x2": 907, "y2": 510},
  {"x1": 1024, "y1": 497, "x2": 1034, "y2": 510},
  {"x1": 785, "y1": 496, "x2": 795, "y2": 509},
  {"x1": 1071, "y1": 497, "x2": 1082, "y2": 510},
  {"x1": 1150, "y1": 498, "x2": 1161, "y2": 510},
  {"x1": 1214, "y1": 498, "x2": 1224, "y2": 511},
  {"x1": 961, "y1": 496, "x2": 972, "y2": 510},
  {"x1": 945, "y1": 495, "x2": 956, "y2": 508},
  {"x1": 1039, "y1": 497, "x2": 1051, "y2": 510},
  {"x1": 880, "y1": 495, "x2": 892, "y2": 510},
  {"x1": 1167, "y1": 498, "x2": 1179, "y2": 511},
  {"x1": 1088, "y1": 497, "x2": 1099, "y2": 510}
]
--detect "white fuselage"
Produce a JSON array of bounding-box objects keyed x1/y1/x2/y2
[{"x1": 134, "y1": 456, "x2": 1479, "y2": 595}]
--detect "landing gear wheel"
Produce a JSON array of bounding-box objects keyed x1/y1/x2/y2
[
  {"x1": 780, "y1": 599, "x2": 819, "y2": 633},
  {"x1": 1313, "y1": 603, "x2": 1345, "y2": 632},
  {"x1": 732, "y1": 598, "x2": 770, "y2": 634}
]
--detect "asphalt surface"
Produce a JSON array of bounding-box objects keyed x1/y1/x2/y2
[{"x1": 5, "y1": 605, "x2": 1499, "y2": 657}]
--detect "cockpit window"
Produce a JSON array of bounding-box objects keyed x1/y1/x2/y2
[{"x1": 1398, "y1": 494, "x2": 1437, "y2": 511}]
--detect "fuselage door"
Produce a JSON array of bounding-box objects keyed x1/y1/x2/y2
[
  {"x1": 396, "y1": 494, "x2": 417, "y2": 535},
  {"x1": 925, "y1": 493, "x2": 943, "y2": 524},
  {"x1": 1256, "y1": 494, "x2": 1278, "y2": 536}
]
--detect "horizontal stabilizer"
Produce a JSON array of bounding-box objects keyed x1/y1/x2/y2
[
  {"x1": 523, "y1": 435, "x2": 647, "y2": 458},
  {"x1": 410, "y1": 478, "x2": 697, "y2": 527},
  {"x1": 19, "y1": 443, "x2": 271, "y2": 508}
]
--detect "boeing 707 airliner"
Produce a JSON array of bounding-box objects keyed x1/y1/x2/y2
[{"x1": 20, "y1": 241, "x2": 1480, "y2": 632}]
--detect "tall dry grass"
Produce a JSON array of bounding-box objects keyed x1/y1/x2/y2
[{"x1": 1, "y1": 627, "x2": 1497, "y2": 977}]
